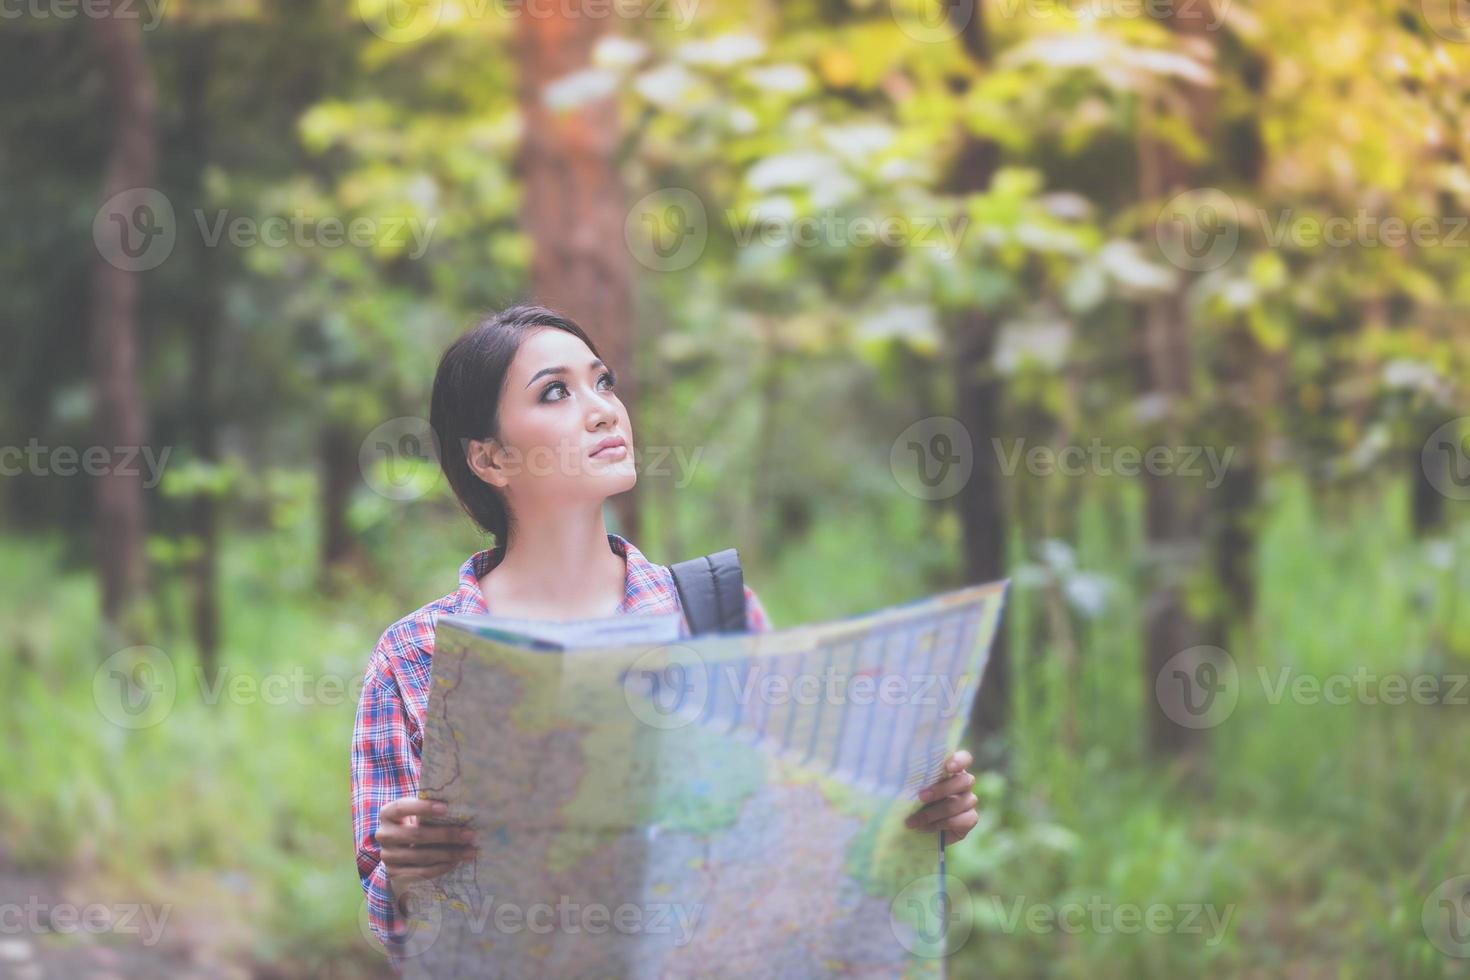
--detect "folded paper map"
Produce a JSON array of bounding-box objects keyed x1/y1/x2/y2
[{"x1": 392, "y1": 580, "x2": 1008, "y2": 979}]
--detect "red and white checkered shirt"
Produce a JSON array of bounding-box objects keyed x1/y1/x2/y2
[{"x1": 350, "y1": 533, "x2": 770, "y2": 954}]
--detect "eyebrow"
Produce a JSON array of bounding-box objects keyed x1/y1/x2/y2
[{"x1": 525, "y1": 359, "x2": 606, "y2": 389}]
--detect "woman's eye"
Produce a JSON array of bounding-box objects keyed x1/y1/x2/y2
[
  {"x1": 541, "y1": 381, "x2": 568, "y2": 402},
  {"x1": 598, "y1": 371, "x2": 616, "y2": 390}
]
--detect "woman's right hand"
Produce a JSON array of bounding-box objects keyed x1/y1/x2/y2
[{"x1": 376, "y1": 797, "x2": 479, "y2": 890}]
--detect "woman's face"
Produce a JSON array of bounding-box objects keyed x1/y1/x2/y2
[{"x1": 470, "y1": 327, "x2": 637, "y2": 506}]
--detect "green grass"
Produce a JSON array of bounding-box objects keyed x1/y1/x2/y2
[{"x1": 1, "y1": 476, "x2": 1465, "y2": 976}]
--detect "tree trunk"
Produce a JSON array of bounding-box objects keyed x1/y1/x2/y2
[
  {"x1": 1137, "y1": 4, "x2": 1218, "y2": 757},
  {"x1": 515, "y1": 5, "x2": 640, "y2": 541},
  {"x1": 945, "y1": 0, "x2": 1011, "y2": 756},
  {"x1": 183, "y1": 32, "x2": 222, "y2": 684},
  {"x1": 320, "y1": 423, "x2": 359, "y2": 587},
  {"x1": 89, "y1": 3, "x2": 156, "y2": 637}
]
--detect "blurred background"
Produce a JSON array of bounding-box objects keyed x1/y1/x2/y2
[{"x1": 3, "y1": 0, "x2": 1470, "y2": 976}]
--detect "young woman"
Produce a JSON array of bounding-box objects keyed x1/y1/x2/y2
[{"x1": 350, "y1": 305, "x2": 981, "y2": 950}]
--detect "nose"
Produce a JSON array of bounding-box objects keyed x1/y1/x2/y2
[{"x1": 586, "y1": 385, "x2": 618, "y2": 429}]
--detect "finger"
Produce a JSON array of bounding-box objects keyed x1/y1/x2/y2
[
  {"x1": 906, "y1": 792, "x2": 977, "y2": 830},
  {"x1": 388, "y1": 859, "x2": 464, "y2": 884},
  {"x1": 945, "y1": 749, "x2": 973, "y2": 775},
  {"x1": 382, "y1": 844, "x2": 478, "y2": 869},
  {"x1": 377, "y1": 820, "x2": 474, "y2": 849},
  {"x1": 918, "y1": 770, "x2": 974, "y2": 803},
  {"x1": 380, "y1": 797, "x2": 449, "y2": 824},
  {"x1": 408, "y1": 824, "x2": 477, "y2": 847},
  {"x1": 940, "y1": 809, "x2": 980, "y2": 843}
]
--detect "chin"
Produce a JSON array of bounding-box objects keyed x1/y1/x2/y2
[{"x1": 587, "y1": 460, "x2": 637, "y2": 494}]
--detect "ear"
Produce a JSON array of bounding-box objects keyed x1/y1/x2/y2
[{"x1": 465, "y1": 436, "x2": 511, "y2": 489}]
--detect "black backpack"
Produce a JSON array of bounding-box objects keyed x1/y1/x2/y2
[{"x1": 668, "y1": 548, "x2": 747, "y2": 636}]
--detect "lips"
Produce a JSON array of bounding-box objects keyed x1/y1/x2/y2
[{"x1": 589, "y1": 435, "x2": 627, "y2": 458}]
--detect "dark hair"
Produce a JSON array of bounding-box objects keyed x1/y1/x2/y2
[{"x1": 430, "y1": 304, "x2": 603, "y2": 544}]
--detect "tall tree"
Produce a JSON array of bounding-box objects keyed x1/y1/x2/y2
[
  {"x1": 1137, "y1": 1, "x2": 1218, "y2": 756},
  {"x1": 945, "y1": 0, "x2": 1011, "y2": 755},
  {"x1": 516, "y1": 6, "x2": 641, "y2": 541},
  {"x1": 89, "y1": 2, "x2": 156, "y2": 636}
]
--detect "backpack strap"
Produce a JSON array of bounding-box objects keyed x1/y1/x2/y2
[{"x1": 669, "y1": 548, "x2": 747, "y2": 636}]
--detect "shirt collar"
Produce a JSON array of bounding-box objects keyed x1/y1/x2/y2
[{"x1": 453, "y1": 532, "x2": 673, "y2": 617}]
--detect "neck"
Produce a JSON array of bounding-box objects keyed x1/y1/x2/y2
[{"x1": 489, "y1": 501, "x2": 624, "y2": 609}]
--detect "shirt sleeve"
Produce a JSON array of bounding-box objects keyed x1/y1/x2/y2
[
  {"x1": 351, "y1": 639, "x2": 421, "y2": 953},
  {"x1": 744, "y1": 584, "x2": 774, "y2": 633}
]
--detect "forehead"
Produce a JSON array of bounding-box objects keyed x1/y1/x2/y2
[{"x1": 510, "y1": 326, "x2": 596, "y2": 374}]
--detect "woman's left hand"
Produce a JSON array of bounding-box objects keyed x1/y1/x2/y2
[{"x1": 905, "y1": 749, "x2": 978, "y2": 844}]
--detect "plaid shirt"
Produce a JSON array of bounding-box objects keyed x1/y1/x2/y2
[{"x1": 351, "y1": 533, "x2": 771, "y2": 954}]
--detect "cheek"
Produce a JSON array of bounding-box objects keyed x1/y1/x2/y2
[{"x1": 496, "y1": 405, "x2": 581, "y2": 473}]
